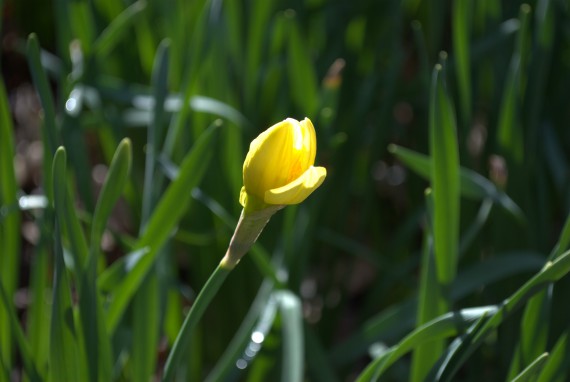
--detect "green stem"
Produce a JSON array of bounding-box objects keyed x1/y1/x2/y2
[{"x1": 162, "y1": 263, "x2": 231, "y2": 381}]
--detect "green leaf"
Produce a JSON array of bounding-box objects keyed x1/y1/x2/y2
[
  {"x1": 92, "y1": 1, "x2": 147, "y2": 57},
  {"x1": 510, "y1": 205, "x2": 570, "y2": 378},
  {"x1": 132, "y1": 272, "x2": 160, "y2": 382},
  {"x1": 244, "y1": 0, "x2": 273, "y2": 109},
  {"x1": 429, "y1": 59, "x2": 460, "y2": 285},
  {"x1": 427, "y1": 250, "x2": 570, "y2": 381},
  {"x1": 26, "y1": 34, "x2": 58, "y2": 157},
  {"x1": 141, "y1": 39, "x2": 170, "y2": 224},
  {"x1": 89, "y1": 139, "x2": 132, "y2": 382},
  {"x1": 0, "y1": 281, "x2": 42, "y2": 382},
  {"x1": 205, "y1": 280, "x2": 275, "y2": 382},
  {"x1": 132, "y1": 41, "x2": 168, "y2": 382},
  {"x1": 0, "y1": 78, "x2": 20, "y2": 376},
  {"x1": 97, "y1": 248, "x2": 150, "y2": 292},
  {"x1": 105, "y1": 122, "x2": 220, "y2": 334},
  {"x1": 331, "y1": 251, "x2": 544, "y2": 366},
  {"x1": 430, "y1": 311, "x2": 490, "y2": 382},
  {"x1": 356, "y1": 306, "x2": 498, "y2": 382},
  {"x1": 26, "y1": 244, "x2": 51, "y2": 375},
  {"x1": 286, "y1": 15, "x2": 319, "y2": 116},
  {"x1": 357, "y1": 245, "x2": 570, "y2": 382},
  {"x1": 275, "y1": 290, "x2": 304, "y2": 382},
  {"x1": 497, "y1": 5, "x2": 531, "y2": 166},
  {"x1": 550, "y1": 209, "x2": 570, "y2": 260},
  {"x1": 388, "y1": 144, "x2": 525, "y2": 223},
  {"x1": 512, "y1": 353, "x2": 549, "y2": 382},
  {"x1": 410, "y1": 191, "x2": 446, "y2": 382},
  {"x1": 537, "y1": 333, "x2": 570, "y2": 382},
  {"x1": 51, "y1": 148, "x2": 81, "y2": 382},
  {"x1": 452, "y1": 0, "x2": 472, "y2": 128},
  {"x1": 68, "y1": 1, "x2": 96, "y2": 55},
  {"x1": 90, "y1": 138, "x2": 132, "y2": 258}
]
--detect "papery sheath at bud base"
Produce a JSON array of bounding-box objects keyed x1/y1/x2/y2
[{"x1": 221, "y1": 117, "x2": 327, "y2": 269}]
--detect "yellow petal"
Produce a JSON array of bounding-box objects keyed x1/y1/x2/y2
[
  {"x1": 243, "y1": 118, "x2": 316, "y2": 199},
  {"x1": 300, "y1": 118, "x2": 316, "y2": 168},
  {"x1": 239, "y1": 186, "x2": 248, "y2": 207},
  {"x1": 264, "y1": 166, "x2": 327, "y2": 205}
]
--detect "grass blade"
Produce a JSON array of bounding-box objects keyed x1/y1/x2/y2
[
  {"x1": 276, "y1": 290, "x2": 304, "y2": 382},
  {"x1": 356, "y1": 306, "x2": 498, "y2": 382},
  {"x1": 428, "y1": 250, "x2": 570, "y2": 381},
  {"x1": 452, "y1": 0, "x2": 472, "y2": 129},
  {"x1": 205, "y1": 280, "x2": 275, "y2": 382},
  {"x1": 51, "y1": 148, "x2": 81, "y2": 382},
  {"x1": 92, "y1": 1, "x2": 147, "y2": 57},
  {"x1": 430, "y1": 312, "x2": 490, "y2": 381},
  {"x1": 497, "y1": 5, "x2": 531, "y2": 171},
  {"x1": 90, "y1": 139, "x2": 132, "y2": 381},
  {"x1": 286, "y1": 15, "x2": 319, "y2": 116},
  {"x1": 26, "y1": 34, "x2": 58, "y2": 157},
  {"x1": 0, "y1": 281, "x2": 42, "y2": 382},
  {"x1": 388, "y1": 144, "x2": 525, "y2": 222},
  {"x1": 411, "y1": 190, "x2": 446, "y2": 381},
  {"x1": 512, "y1": 353, "x2": 549, "y2": 382},
  {"x1": 141, "y1": 39, "x2": 170, "y2": 224},
  {"x1": 509, "y1": 194, "x2": 570, "y2": 378},
  {"x1": 90, "y1": 138, "x2": 132, "y2": 258},
  {"x1": 0, "y1": 79, "x2": 20, "y2": 377},
  {"x1": 537, "y1": 333, "x2": 570, "y2": 382},
  {"x1": 105, "y1": 122, "x2": 219, "y2": 333},
  {"x1": 429, "y1": 59, "x2": 460, "y2": 286},
  {"x1": 135, "y1": 40, "x2": 170, "y2": 381},
  {"x1": 331, "y1": 251, "x2": 544, "y2": 366}
]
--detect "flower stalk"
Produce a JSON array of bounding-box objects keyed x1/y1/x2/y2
[
  {"x1": 221, "y1": 205, "x2": 284, "y2": 269},
  {"x1": 163, "y1": 117, "x2": 326, "y2": 379}
]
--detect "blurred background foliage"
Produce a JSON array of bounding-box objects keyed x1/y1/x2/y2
[{"x1": 2, "y1": 0, "x2": 570, "y2": 381}]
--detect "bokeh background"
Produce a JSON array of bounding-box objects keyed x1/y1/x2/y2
[{"x1": 2, "y1": 0, "x2": 570, "y2": 381}]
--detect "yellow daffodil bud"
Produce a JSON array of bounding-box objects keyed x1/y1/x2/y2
[
  {"x1": 221, "y1": 117, "x2": 327, "y2": 269},
  {"x1": 240, "y1": 117, "x2": 327, "y2": 210}
]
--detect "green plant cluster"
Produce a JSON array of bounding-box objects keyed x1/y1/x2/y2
[{"x1": 1, "y1": 0, "x2": 570, "y2": 381}]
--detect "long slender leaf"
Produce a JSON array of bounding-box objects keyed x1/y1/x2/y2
[
  {"x1": 430, "y1": 311, "x2": 490, "y2": 381},
  {"x1": 276, "y1": 290, "x2": 304, "y2": 382},
  {"x1": 205, "y1": 280, "x2": 275, "y2": 382},
  {"x1": 429, "y1": 61, "x2": 460, "y2": 285},
  {"x1": 0, "y1": 281, "x2": 42, "y2": 382},
  {"x1": 51, "y1": 148, "x2": 81, "y2": 382},
  {"x1": 452, "y1": 0, "x2": 472, "y2": 128},
  {"x1": 0, "y1": 79, "x2": 20, "y2": 378},
  {"x1": 410, "y1": 191, "x2": 445, "y2": 382},
  {"x1": 105, "y1": 122, "x2": 220, "y2": 333},
  {"x1": 92, "y1": 1, "x2": 147, "y2": 57},
  {"x1": 133, "y1": 40, "x2": 170, "y2": 382},
  {"x1": 356, "y1": 306, "x2": 498, "y2": 382},
  {"x1": 511, "y1": 353, "x2": 549, "y2": 382},
  {"x1": 429, "y1": 250, "x2": 570, "y2": 381},
  {"x1": 26, "y1": 34, "x2": 58, "y2": 156},
  {"x1": 90, "y1": 138, "x2": 132, "y2": 258},
  {"x1": 331, "y1": 251, "x2": 544, "y2": 366},
  {"x1": 388, "y1": 144, "x2": 525, "y2": 222},
  {"x1": 537, "y1": 333, "x2": 570, "y2": 382}
]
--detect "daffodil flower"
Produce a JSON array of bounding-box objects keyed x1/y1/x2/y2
[
  {"x1": 222, "y1": 117, "x2": 326, "y2": 268},
  {"x1": 164, "y1": 118, "x2": 327, "y2": 376},
  {"x1": 239, "y1": 117, "x2": 327, "y2": 210}
]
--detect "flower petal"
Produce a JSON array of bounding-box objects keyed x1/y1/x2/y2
[{"x1": 264, "y1": 166, "x2": 327, "y2": 205}]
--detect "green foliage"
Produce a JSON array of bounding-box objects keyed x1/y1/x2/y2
[{"x1": 2, "y1": 0, "x2": 570, "y2": 381}]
